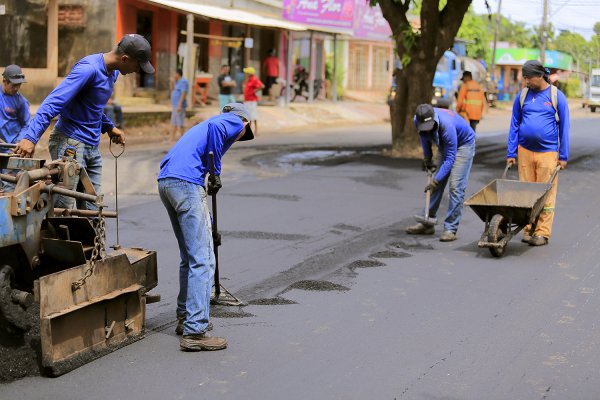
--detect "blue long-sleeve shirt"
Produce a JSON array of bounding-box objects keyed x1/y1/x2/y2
[
  {"x1": 23, "y1": 53, "x2": 117, "y2": 146},
  {"x1": 507, "y1": 85, "x2": 570, "y2": 161},
  {"x1": 416, "y1": 108, "x2": 476, "y2": 182},
  {"x1": 158, "y1": 113, "x2": 245, "y2": 185},
  {"x1": 0, "y1": 91, "x2": 30, "y2": 146}
]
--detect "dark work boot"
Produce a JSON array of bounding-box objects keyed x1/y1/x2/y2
[
  {"x1": 406, "y1": 222, "x2": 435, "y2": 235},
  {"x1": 180, "y1": 333, "x2": 227, "y2": 351},
  {"x1": 528, "y1": 235, "x2": 548, "y2": 246}
]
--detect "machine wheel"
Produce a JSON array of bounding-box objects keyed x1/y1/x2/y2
[{"x1": 487, "y1": 214, "x2": 508, "y2": 257}]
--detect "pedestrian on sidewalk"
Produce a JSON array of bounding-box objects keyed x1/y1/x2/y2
[
  {"x1": 506, "y1": 60, "x2": 570, "y2": 246},
  {"x1": 262, "y1": 49, "x2": 279, "y2": 103},
  {"x1": 243, "y1": 67, "x2": 264, "y2": 135},
  {"x1": 157, "y1": 103, "x2": 254, "y2": 352},
  {"x1": 456, "y1": 71, "x2": 485, "y2": 132},
  {"x1": 170, "y1": 68, "x2": 188, "y2": 142},
  {"x1": 1, "y1": 64, "x2": 30, "y2": 192},
  {"x1": 14, "y1": 34, "x2": 153, "y2": 209},
  {"x1": 406, "y1": 104, "x2": 476, "y2": 242},
  {"x1": 217, "y1": 65, "x2": 236, "y2": 111},
  {"x1": 104, "y1": 95, "x2": 123, "y2": 129}
]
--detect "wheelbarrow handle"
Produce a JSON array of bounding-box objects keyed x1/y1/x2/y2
[
  {"x1": 545, "y1": 165, "x2": 561, "y2": 189},
  {"x1": 502, "y1": 164, "x2": 512, "y2": 179}
]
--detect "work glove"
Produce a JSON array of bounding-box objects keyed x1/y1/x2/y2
[
  {"x1": 424, "y1": 179, "x2": 439, "y2": 193},
  {"x1": 213, "y1": 231, "x2": 222, "y2": 247},
  {"x1": 207, "y1": 174, "x2": 222, "y2": 196},
  {"x1": 422, "y1": 157, "x2": 437, "y2": 173}
]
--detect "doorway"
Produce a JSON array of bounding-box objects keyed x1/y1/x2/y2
[{"x1": 137, "y1": 10, "x2": 154, "y2": 88}]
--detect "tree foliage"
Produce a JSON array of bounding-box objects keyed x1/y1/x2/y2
[
  {"x1": 457, "y1": 7, "x2": 492, "y2": 60},
  {"x1": 375, "y1": 0, "x2": 472, "y2": 154}
]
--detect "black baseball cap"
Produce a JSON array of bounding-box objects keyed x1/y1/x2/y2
[
  {"x1": 415, "y1": 104, "x2": 436, "y2": 132},
  {"x1": 2, "y1": 65, "x2": 26, "y2": 84},
  {"x1": 222, "y1": 103, "x2": 254, "y2": 141},
  {"x1": 117, "y1": 34, "x2": 155, "y2": 74}
]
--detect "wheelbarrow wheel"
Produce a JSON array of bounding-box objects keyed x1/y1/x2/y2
[{"x1": 488, "y1": 214, "x2": 508, "y2": 257}]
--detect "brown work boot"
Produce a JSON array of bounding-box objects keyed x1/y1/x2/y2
[
  {"x1": 406, "y1": 222, "x2": 435, "y2": 235},
  {"x1": 439, "y1": 231, "x2": 457, "y2": 242},
  {"x1": 180, "y1": 333, "x2": 227, "y2": 351},
  {"x1": 176, "y1": 318, "x2": 212, "y2": 335},
  {"x1": 528, "y1": 235, "x2": 548, "y2": 246}
]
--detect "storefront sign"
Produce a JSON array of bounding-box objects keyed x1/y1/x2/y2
[
  {"x1": 352, "y1": 0, "x2": 391, "y2": 41},
  {"x1": 282, "y1": 0, "x2": 355, "y2": 29},
  {"x1": 495, "y1": 48, "x2": 573, "y2": 70}
]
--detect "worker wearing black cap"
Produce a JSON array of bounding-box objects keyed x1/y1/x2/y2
[
  {"x1": 158, "y1": 103, "x2": 254, "y2": 352},
  {"x1": 406, "y1": 104, "x2": 476, "y2": 242},
  {"x1": 1, "y1": 64, "x2": 31, "y2": 193},
  {"x1": 14, "y1": 34, "x2": 154, "y2": 210}
]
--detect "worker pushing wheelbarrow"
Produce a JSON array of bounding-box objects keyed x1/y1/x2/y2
[{"x1": 465, "y1": 165, "x2": 560, "y2": 257}]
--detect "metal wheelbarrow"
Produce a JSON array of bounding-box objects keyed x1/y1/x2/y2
[{"x1": 465, "y1": 165, "x2": 560, "y2": 257}]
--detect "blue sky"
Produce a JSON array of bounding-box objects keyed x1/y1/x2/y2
[{"x1": 471, "y1": 0, "x2": 599, "y2": 40}]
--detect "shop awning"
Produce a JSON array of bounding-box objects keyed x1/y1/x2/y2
[{"x1": 143, "y1": 0, "x2": 307, "y2": 31}]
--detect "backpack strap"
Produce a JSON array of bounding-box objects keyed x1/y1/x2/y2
[
  {"x1": 551, "y1": 84, "x2": 559, "y2": 123},
  {"x1": 519, "y1": 87, "x2": 528, "y2": 109}
]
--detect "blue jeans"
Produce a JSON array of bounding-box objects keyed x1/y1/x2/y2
[
  {"x1": 158, "y1": 177, "x2": 214, "y2": 335},
  {"x1": 426, "y1": 140, "x2": 476, "y2": 233},
  {"x1": 48, "y1": 129, "x2": 102, "y2": 210}
]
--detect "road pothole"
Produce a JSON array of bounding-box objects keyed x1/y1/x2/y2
[
  {"x1": 369, "y1": 250, "x2": 413, "y2": 258},
  {"x1": 389, "y1": 240, "x2": 434, "y2": 251},
  {"x1": 210, "y1": 309, "x2": 255, "y2": 318},
  {"x1": 288, "y1": 280, "x2": 350, "y2": 292},
  {"x1": 248, "y1": 297, "x2": 297, "y2": 305},
  {"x1": 222, "y1": 231, "x2": 310, "y2": 241},
  {"x1": 345, "y1": 259, "x2": 386, "y2": 270}
]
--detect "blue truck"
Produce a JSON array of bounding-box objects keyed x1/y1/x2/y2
[{"x1": 388, "y1": 49, "x2": 487, "y2": 110}]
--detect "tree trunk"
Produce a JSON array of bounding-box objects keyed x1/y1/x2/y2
[
  {"x1": 378, "y1": 0, "x2": 473, "y2": 157},
  {"x1": 390, "y1": 59, "x2": 436, "y2": 156}
]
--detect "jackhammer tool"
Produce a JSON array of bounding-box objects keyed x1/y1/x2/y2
[
  {"x1": 414, "y1": 170, "x2": 438, "y2": 226},
  {"x1": 208, "y1": 151, "x2": 244, "y2": 306}
]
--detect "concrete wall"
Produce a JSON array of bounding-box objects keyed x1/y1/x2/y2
[
  {"x1": 57, "y1": 0, "x2": 117, "y2": 77},
  {"x1": 0, "y1": 0, "x2": 48, "y2": 69}
]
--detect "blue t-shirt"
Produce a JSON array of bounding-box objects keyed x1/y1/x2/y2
[
  {"x1": 158, "y1": 113, "x2": 244, "y2": 185},
  {"x1": 416, "y1": 108, "x2": 476, "y2": 182},
  {"x1": 0, "y1": 91, "x2": 30, "y2": 146},
  {"x1": 507, "y1": 86, "x2": 570, "y2": 161},
  {"x1": 171, "y1": 78, "x2": 188, "y2": 109},
  {"x1": 24, "y1": 53, "x2": 118, "y2": 146}
]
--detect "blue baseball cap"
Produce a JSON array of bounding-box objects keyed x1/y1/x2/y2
[
  {"x1": 222, "y1": 103, "x2": 254, "y2": 141},
  {"x1": 2, "y1": 65, "x2": 26, "y2": 84}
]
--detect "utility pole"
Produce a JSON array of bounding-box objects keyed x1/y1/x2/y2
[
  {"x1": 490, "y1": 0, "x2": 502, "y2": 82},
  {"x1": 540, "y1": 0, "x2": 549, "y2": 64}
]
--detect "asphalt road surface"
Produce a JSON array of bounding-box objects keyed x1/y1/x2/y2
[{"x1": 3, "y1": 111, "x2": 600, "y2": 399}]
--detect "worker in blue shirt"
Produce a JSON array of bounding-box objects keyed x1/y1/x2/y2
[
  {"x1": 1, "y1": 65, "x2": 30, "y2": 149},
  {"x1": 506, "y1": 60, "x2": 570, "y2": 246},
  {"x1": 169, "y1": 68, "x2": 188, "y2": 143},
  {"x1": 406, "y1": 104, "x2": 476, "y2": 242},
  {"x1": 14, "y1": 34, "x2": 154, "y2": 210},
  {"x1": 0, "y1": 65, "x2": 30, "y2": 192},
  {"x1": 158, "y1": 103, "x2": 254, "y2": 352}
]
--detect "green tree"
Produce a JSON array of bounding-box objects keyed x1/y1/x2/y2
[
  {"x1": 376, "y1": 0, "x2": 473, "y2": 154},
  {"x1": 497, "y1": 16, "x2": 534, "y2": 48},
  {"x1": 553, "y1": 30, "x2": 589, "y2": 69},
  {"x1": 457, "y1": 7, "x2": 492, "y2": 60},
  {"x1": 594, "y1": 21, "x2": 600, "y2": 37}
]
